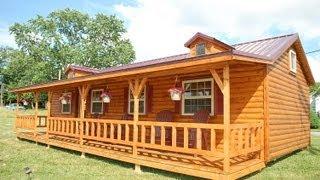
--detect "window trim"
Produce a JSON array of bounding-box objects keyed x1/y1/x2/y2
[
  {"x1": 61, "y1": 92, "x2": 72, "y2": 114},
  {"x1": 289, "y1": 49, "x2": 297, "y2": 73},
  {"x1": 128, "y1": 87, "x2": 146, "y2": 115},
  {"x1": 196, "y1": 43, "x2": 206, "y2": 56},
  {"x1": 181, "y1": 78, "x2": 214, "y2": 116},
  {"x1": 90, "y1": 89, "x2": 104, "y2": 114}
]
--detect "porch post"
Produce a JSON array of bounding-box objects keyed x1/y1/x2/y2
[
  {"x1": 34, "y1": 92, "x2": 39, "y2": 137},
  {"x1": 15, "y1": 93, "x2": 20, "y2": 133},
  {"x1": 78, "y1": 84, "x2": 90, "y2": 158},
  {"x1": 129, "y1": 77, "x2": 147, "y2": 173},
  {"x1": 46, "y1": 91, "x2": 52, "y2": 146},
  {"x1": 223, "y1": 64, "x2": 230, "y2": 173}
]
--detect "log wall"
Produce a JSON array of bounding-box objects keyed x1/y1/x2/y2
[{"x1": 267, "y1": 47, "x2": 310, "y2": 161}]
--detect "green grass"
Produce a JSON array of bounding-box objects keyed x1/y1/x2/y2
[{"x1": 1, "y1": 107, "x2": 320, "y2": 179}]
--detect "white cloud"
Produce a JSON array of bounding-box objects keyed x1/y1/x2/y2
[
  {"x1": 0, "y1": 25, "x2": 16, "y2": 48},
  {"x1": 307, "y1": 55, "x2": 320, "y2": 82},
  {"x1": 114, "y1": 0, "x2": 320, "y2": 61}
]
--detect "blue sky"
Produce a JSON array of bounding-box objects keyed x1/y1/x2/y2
[{"x1": 0, "y1": 0, "x2": 320, "y2": 81}]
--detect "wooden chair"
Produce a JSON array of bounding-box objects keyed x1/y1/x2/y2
[
  {"x1": 155, "y1": 110, "x2": 174, "y2": 145},
  {"x1": 190, "y1": 109, "x2": 210, "y2": 149}
]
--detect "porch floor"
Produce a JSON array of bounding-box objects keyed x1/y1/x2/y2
[{"x1": 16, "y1": 130, "x2": 265, "y2": 179}]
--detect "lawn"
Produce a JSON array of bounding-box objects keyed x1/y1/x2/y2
[{"x1": 0, "y1": 107, "x2": 319, "y2": 179}]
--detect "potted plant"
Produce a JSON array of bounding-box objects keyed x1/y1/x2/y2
[
  {"x1": 59, "y1": 93, "x2": 71, "y2": 104},
  {"x1": 168, "y1": 87, "x2": 184, "y2": 101},
  {"x1": 100, "y1": 91, "x2": 111, "y2": 103}
]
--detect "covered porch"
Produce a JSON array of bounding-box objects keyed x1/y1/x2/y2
[{"x1": 13, "y1": 61, "x2": 266, "y2": 179}]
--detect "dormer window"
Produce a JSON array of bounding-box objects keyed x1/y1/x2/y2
[
  {"x1": 289, "y1": 50, "x2": 297, "y2": 73},
  {"x1": 196, "y1": 43, "x2": 206, "y2": 56}
]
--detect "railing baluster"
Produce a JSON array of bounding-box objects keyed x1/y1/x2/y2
[
  {"x1": 211, "y1": 128, "x2": 216, "y2": 151},
  {"x1": 97, "y1": 122, "x2": 101, "y2": 138},
  {"x1": 141, "y1": 125, "x2": 145, "y2": 143},
  {"x1": 125, "y1": 124, "x2": 129, "y2": 142},
  {"x1": 184, "y1": 127, "x2": 188, "y2": 149},
  {"x1": 151, "y1": 125, "x2": 155, "y2": 144},
  {"x1": 85, "y1": 121, "x2": 88, "y2": 136},
  {"x1": 250, "y1": 127, "x2": 254, "y2": 148},
  {"x1": 161, "y1": 126, "x2": 165, "y2": 146},
  {"x1": 117, "y1": 124, "x2": 121, "y2": 140},
  {"x1": 197, "y1": 128, "x2": 202, "y2": 150},
  {"x1": 104, "y1": 123, "x2": 107, "y2": 139},
  {"x1": 238, "y1": 128, "x2": 243, "y2": 152},
  {"x1": 172, "y1": 126, "x2": 177, "y2": 147},
  {"x1": 245, "y1": 128, "x2": 250, "y2": 154},
  {"x1": 110, "y1": 123, "x2": 114, "y2": 139},
  {"x1": 91, "y1": 122, "x2": 95, "y2": 137}
]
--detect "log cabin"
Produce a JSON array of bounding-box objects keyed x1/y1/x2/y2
[{"x1": 11, "y1": 32, "x2": 314, "y2": 179}]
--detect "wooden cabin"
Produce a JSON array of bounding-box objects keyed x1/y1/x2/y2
[{"x1": 12, "y1": 32, "x2": 314, "y2": 179}]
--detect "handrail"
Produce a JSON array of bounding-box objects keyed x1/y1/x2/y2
[{"x1": 43, "y1": 117, "x2": 263, "y2": 160}]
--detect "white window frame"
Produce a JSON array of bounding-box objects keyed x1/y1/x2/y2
[
  {"x1": 91, "y1": 89, "x2": 104, "y2": 114},
  {"x1": 181, "y1": 78, "x2": 214, "y2": 116},
  {"x1": 289, "y1": 49, "x2": 297, "y2": 73},
  {"x1": 61, "y1": 92, "x2": 72, "y2": 114},
  {"x1": 128, "y1": 87, "x2": 146, "y2": 115},
  {"x1": 196, "y1": 43, "x2": 206, "y2": 56}
]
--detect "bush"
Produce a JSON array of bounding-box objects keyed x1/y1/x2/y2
[{"x1": 310, "y1": 108, "x2": 320, "y2": 129}]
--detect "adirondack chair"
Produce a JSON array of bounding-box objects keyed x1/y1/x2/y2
[
  {"x1": 189, "y1": 109, "x2": 210, "y2": 150},
  {"x1": 155, "y1": 110, "x2": 174, "y2": 145}
]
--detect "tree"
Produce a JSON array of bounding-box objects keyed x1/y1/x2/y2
[
  {"x1": 310, "y1": 82, "x2": 320, "y2": 97},
  {"x1": 1, "y1": 9, "x2": 135, "y2": 105},
  {"x1": 9, "y1": 8, "x2": 135, "y2": 86}
]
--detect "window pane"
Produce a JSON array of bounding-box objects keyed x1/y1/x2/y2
[
  {"x1": 92, "y1": 91, "x2": 101, "y2": 101},
  {"x1": 196, "y1": 44, "x2": 205, "y2": 55},
  {"x1": 184, "y1": 98, "x2": 211, "y2": 114},
  {"x1": 92, "y1": 102, "x2": 103, "y2": 113},
  {"x1": 129, "y1": 101, "x2": 145, "y2": 114},
  {"x1": 62, "y1": 104, "x2": 71, "y2": 113}
]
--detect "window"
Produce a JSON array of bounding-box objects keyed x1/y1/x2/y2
[
  {"x1": 61, "y1": 93, "x2": 71, "y2": 114},
  {"x1": 182, "y1": 78, "x2": 213, "y2": 115},
  {"x1": 91, "y1": 89, "x2": 104, "y2": 114},
  {"x1": 289, "y1": 50, "x2": 297, "y2": 73},
  {"x1": 196, "y1": 43, "x2": 206, "y2": 56},
  {"x1": 128, "y1": 87, "x2": 146, "y2": 114}
]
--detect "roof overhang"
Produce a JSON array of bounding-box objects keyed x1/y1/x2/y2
[{"x1": 11, "y1": 51, "x2": 274, "y2": 93}]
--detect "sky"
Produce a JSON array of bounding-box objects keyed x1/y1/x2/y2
[{"x1": 0, "y1": 0, "x2": 320, "y2": 81}]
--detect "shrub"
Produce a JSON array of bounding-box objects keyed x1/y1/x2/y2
[{"x1": 310, "y1": 108, "x2": 320, "y2": 129}]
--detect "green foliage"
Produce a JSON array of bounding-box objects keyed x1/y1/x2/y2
[
  {"x1": 310, "y1": 82, "x2": 320, "y2": 97},
  {"x1": 310, "y1": 108, "x2": 320, "y2": 129},
  {"x1": 0, "y1": 8, "x2": 135, "y2": 104}
]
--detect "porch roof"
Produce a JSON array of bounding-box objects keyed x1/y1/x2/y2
[{"x1": 11, "y1": 33, "x2": 314, "y2": 93}]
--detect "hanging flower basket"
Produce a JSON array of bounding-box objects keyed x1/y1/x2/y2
[
  {"x1": 101, "y1": 92, "x2": 111, "y2": 103},
  {"x1": 59, "y1": 93, "x2": 71, "y2": 104},
  {"x1": 168, "y1": 87, "x2": 184, "y2": 101}
]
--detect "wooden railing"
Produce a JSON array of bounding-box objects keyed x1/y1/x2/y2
[
  {"x1": 47, "y1": 117, "x2": 81, "y2": 138},
  {"x1": 15, "y1": 115, "x2": 36, "y2": 130},
  {"x1": 37, "y1": 115, "x2": 47, "y2": 127},
  {"x1": 136, "y1": 121, "x2": 225, "y2": 157},
  {"x1": 83, "y1": 118, "x2": 134, "y2": 146},
  {"x1": 230, "y1": 122, "x2": 263, "y2": 157},
  {"x1": 20, "y1": 116, "x2": 263, "y2": 161}
]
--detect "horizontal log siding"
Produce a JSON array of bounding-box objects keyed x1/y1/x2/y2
[
  {"x1": 230, "y1": 63, "x2": 265, "y2": 124},
  {"x1": 51, "y1": 89, "x2": 79, "y2": 118},
  {"x1": 267, "y1": 48, "x2": 310, "y2": 161}
]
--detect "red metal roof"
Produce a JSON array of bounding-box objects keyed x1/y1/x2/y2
[
  {"x1": 233, "y1": 33, "x2": 298, "y2": 61},
  {"x1": 65, "y1": 64, "x2": 101, "y2": 74}
]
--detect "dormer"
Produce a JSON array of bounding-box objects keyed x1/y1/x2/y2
[
  {"x1": 65, "y1": 64, "x2": 100, "y2": 79},
  {"x1": 184, "y1": 32, "x2": 234, "y2": 57}
]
